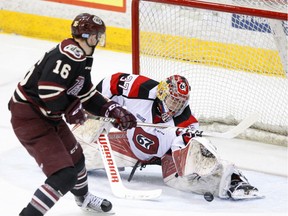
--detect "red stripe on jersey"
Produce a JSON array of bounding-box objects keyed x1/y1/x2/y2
[
  {"x1": 110, "y1": 73, "x2": 124, "y2": 95},
  {"x1": 128, "y1": 76, "x2": 150, "y2": 97},
  {"x1": 176, "y1": 115, "x2": 198, "y2": 128}
]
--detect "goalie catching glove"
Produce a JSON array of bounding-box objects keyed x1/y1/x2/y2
[
  {"x1": 100, "y1": 101, "x2": 137, "y2": 131},
  {"x1": 176, "y1": 128, "x2": 203, "y2": 143},
  {"x1": 65, "y1": 99, "x2": 87, "y2": 125},
  {"x1": 175, "y1": 128, "x2": 215, "y2": 157}
]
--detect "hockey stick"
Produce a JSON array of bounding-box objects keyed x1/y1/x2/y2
[
  {"x1": 89, "y1": 112, "x2": 259, "y2": 139},
  {"x1": 200, "y1": 113, "x2": 260, "y2": 139},
  {"x1": 96, "y1": 129, "x2": 162, "y2": 200},
  {"x1": 138, "y1": 113, "x2": 260, "y2": 139}
]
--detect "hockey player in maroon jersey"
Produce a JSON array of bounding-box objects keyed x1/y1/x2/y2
[
  {"x1": 8, "y1": 14, "x2": 137, "y2": 216},
  {"x1": 74, "y1": 72, "x2": 262, "y2": 200}
]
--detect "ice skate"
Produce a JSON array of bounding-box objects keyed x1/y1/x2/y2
[
  {"x1": 227, "y1": 174, "x2": 264, "y2": 200},
  {"x1": 75, "y1": 192, "x2": 113, "y2": 213}
]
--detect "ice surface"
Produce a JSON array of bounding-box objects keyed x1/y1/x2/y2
[{"x1": 0, "y1": 33, "x2": 287, "y2": 216}]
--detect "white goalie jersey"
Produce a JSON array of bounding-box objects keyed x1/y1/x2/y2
[{"x1": 95, "y1": 72, "x2": 199, "y2": 161}]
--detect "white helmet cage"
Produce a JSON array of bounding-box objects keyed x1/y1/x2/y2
[{"x1": 157, "y1": 75, "x2": 191, "y2": 122}]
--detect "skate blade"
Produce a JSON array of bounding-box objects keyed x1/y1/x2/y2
[
  {"x1": 231, "y1": 194, "x2": 265, "y2": 200},
  {"x1": 82, "y1": 208, "x2": 116, "y2": 215}
]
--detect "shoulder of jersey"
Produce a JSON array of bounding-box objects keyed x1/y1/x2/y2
[{"x1": 59, "y1": 38, "x2": 86, "y2": 62}]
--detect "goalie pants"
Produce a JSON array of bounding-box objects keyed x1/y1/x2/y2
[{"x1": 9, "y1": 100, "x2": 83, "y2": 177}]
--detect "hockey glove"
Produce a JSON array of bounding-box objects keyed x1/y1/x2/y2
[
  {"x1": 65, "y1": 99, "x2": 87, "y2": 125},
  {"x1": 176, "y1": 128, "x2": 203, "y2": 145},
  {"x1": 100, "y1": 101, "x2": 137, "y2": 131}
]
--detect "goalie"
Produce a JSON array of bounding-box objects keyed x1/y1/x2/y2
[{"x1": 75, "y1": 72, "x2": 262, "y2": 200}]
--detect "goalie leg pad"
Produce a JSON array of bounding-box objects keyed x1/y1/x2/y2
[
  {"x1": 217, "y1": 160, "x2": 236, "y2": 198},
  {"x1": 78, "y1": 131, "x2": 139, "y2": 171},
  {"x1": 72, "y1": 119, "x2": 112, "y2": 144},
  {"x1": 162, "y1": 153, "x2": 224, "y2": 196},
  {"x1": 164, "y1": 140, "x2": 262, "y2": 200},
  {"x1": 72, "y1": 120, "x2": 113, "y2": 171},
  {"x1": 165, "y1": 137, "x2": 225, "y2": 196}
]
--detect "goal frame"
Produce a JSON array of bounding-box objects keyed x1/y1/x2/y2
[
  {"x1": 131, "y1": 0, "x2": 287, "y2": 75},
  {"x1": 130, "y1": 0, "x2": 288, "y2": 145}
]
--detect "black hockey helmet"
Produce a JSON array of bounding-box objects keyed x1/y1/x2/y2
[{"x1": 71, "y1": 13, "x2": 106, "y2": 40}]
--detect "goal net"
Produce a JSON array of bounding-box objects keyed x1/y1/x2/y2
[{"x1": 131, "y1": 0, "x2": 288, "y2": 145}]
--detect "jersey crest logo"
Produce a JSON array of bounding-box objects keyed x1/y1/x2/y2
[
  {"x1": 132, "y1": 127, "x2": 159, "y2": 154},
  {"x1": 67, "y1": 76, "x2": 85, "y2": 96},
  {"x1": 177, "y1": 81, "x2": 189, "y2": 95},
  {"x1": 135, "y1": 134, "x2": 154, "y2": 150},
  {"x1": 93, "y1": 16, "x2": 103, "y2": 25},
  {"x1": 63, "y1": 44, "x2": 84, "y2": 59}
]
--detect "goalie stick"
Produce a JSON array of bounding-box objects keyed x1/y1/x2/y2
[
  {"x1": 200, "y1": 113, "x2": 260, "y2": 139},
  {"x1": 96, "y1": 129, "x2": 162, "y2": 200},
  {"x1": 88, "y1": 113, "x2": 259, "y2": 139}
]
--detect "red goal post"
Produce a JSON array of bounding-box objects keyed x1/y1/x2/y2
[{"x1": 131, "y1": 0, "x2": 288, "y2": 145}]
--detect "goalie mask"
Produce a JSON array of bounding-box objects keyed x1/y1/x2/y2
[
  {"x1": 157, "y1": 75, "x2": 190, "y2": 122},
  {"x1": 71, "y1": 13, "x2": 106, "y2": 47}
]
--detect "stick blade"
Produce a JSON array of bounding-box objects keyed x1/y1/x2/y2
[
  {"x1": 97, "y1": 133, "x2": 162, "y2": 200},
  {"x1": 113, "y1": 188, "x2": 162, "y2": 200}
]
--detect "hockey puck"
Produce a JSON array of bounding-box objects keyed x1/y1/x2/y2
[{"x1": 204, "y1": 192, "x2": 214, "y2": 202}]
